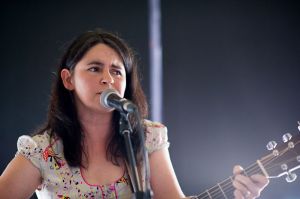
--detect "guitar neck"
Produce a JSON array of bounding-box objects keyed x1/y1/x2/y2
[
  {"x1": 193, "y1": 161, "x2": 264, "y2": 199},
  {"x1": 191, "y1": 129, "x2": 300, "y2": 199}
]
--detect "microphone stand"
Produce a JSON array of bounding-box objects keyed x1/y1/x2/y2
[{"x1": 119, "y1": 111, "x2": 153, "y2": 199}]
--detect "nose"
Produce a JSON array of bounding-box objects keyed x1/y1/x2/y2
[{"x1": 100, "y1": 68, "x2": 114, "y2": 85}]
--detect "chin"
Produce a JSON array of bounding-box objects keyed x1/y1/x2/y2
[{"x1": 97, "y1": 106, "x2": 115, "y2": 114}]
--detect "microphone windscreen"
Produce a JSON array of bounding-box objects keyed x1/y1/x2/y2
[{"x1": 100, "y1": 88, "x2": 120, "y2": 110}]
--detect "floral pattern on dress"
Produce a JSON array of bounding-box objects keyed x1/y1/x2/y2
[
  {"x1": 16, "y1": 120, "x2": 169, "y2": 199},
  {"x1": 43, "y1": 140, "x2": 65, "y2": 170},
  {"x1": 144, "y1": 120, "x2": 170, "y2": 154}
]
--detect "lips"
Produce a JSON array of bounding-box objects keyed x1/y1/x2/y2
[{"x1": 98, "y1": 87, "x2": 113, "y2": 95}]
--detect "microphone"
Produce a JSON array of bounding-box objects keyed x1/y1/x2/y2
[{"x1": 100, "y1": 88, "x2": 137, "y2": 113}]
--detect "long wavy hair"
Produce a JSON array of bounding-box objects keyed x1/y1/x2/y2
[{"x1": 36, "y1": 29, "x2": 148, "y2": 167}]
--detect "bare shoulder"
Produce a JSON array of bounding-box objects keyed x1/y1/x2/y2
[{"x1": 0, "y1": 152, "x2": 42, "y2": 199}]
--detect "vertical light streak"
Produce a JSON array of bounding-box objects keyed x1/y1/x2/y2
[{"x1": 149, "y1": 0, "x2": 162, "y2": 122}]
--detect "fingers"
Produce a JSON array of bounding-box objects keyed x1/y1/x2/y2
[
  {"x1": 232, "y1": 165, "x2": 269, "y2": 199},
  {"x1": 234, "y1": 174, "x2": 259, "y2": 197},
  {"x1": 251, "y1": 174, "x2": 269, "y2": 189},
  {"x1": 233, "y1": 165, "x2": 244, "y2": 175},
  {"x1": 234, "y1": 189, "x2": 251, "y2": 199}
]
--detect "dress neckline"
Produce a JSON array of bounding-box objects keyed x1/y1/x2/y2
[{"x1": 79, "y1": 167, "x2": 128, "y2": 187}]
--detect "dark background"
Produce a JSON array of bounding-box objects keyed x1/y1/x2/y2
[{"x1": 1, "y1": 1, "x2": 299, "y2": 198}]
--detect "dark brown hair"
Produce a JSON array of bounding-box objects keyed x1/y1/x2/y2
[{"x1": 36, "y1": 29, "x2": 148, "y2": 167}]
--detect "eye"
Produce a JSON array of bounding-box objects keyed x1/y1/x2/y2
[
  {"x1": 88, "y1": 66, "x2": 99, "y2": 72},
  {"x1": 112, "y1": 69, "x2": 123, "y2": 76}
]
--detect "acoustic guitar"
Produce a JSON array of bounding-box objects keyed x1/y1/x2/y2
[{"x1": 191, "y1": 122, "x2": 300, "y2": 199}]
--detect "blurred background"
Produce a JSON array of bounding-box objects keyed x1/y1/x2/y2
[{"x1": 0, "y1": 0, "x2": 299, "y2": 198}]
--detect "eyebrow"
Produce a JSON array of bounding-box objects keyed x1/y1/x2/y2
[
  {"x1": 87, "y1": 60, "x2": 124, "y2": 70},
  {"x1": 87, "y1": 61, "x2": 104, "y2": 66}
]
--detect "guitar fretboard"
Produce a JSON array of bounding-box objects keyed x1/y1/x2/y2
[{"x1": 192, "y1": 162, "x2": 264, "y2": 199}]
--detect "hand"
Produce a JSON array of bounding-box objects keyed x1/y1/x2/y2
[{"x1": 232, "y1": 165, "x2": 269, "y2": 199}]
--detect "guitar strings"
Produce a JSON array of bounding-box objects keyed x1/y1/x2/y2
[
  {"x1": 194, "y1": 154, "x2": 279, "y2": 199},
  {"x1": 212, "y1": 154, "x2": 282, "y2": 199},
  {"x1": 195, "y1": 168, "x2": 261, "y2": 198},
  {"x1": 194, "y1": 138, "x2": 299, "y2": 198}
]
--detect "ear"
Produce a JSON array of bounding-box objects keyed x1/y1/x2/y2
[{"x1": 61, "y1": 69, "x2": 74, "y2": 90}]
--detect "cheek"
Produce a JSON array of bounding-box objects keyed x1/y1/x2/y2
[
  {"x1": 118, "y1": 78, "x2": 127, "y2": 97},
  {"x1": 74, "y1": 77, "x2": 94, "y2": 96}
]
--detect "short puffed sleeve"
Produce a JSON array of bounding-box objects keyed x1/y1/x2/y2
[
  {"x1": 144, "y1": 120, "x2": 170, "y2": 154},
  {"x1": 16, "y1": 133, "x2": 50, "y2": 175}
]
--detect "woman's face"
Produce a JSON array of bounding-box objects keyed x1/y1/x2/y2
[{"x1": 61, "y1": 43, "x2": 127, "y2": 113}]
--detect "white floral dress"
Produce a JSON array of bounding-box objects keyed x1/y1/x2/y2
[{"x1": 16, "y1": 120, "x2": 170, "y2": 199}]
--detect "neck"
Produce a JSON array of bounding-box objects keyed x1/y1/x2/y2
[
  {"x1": 77, "y1": 102, "x2": 114, "y2": 135},
  {"x1": 77, "y1": 107, "x2": 116, "y2": 165}
]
